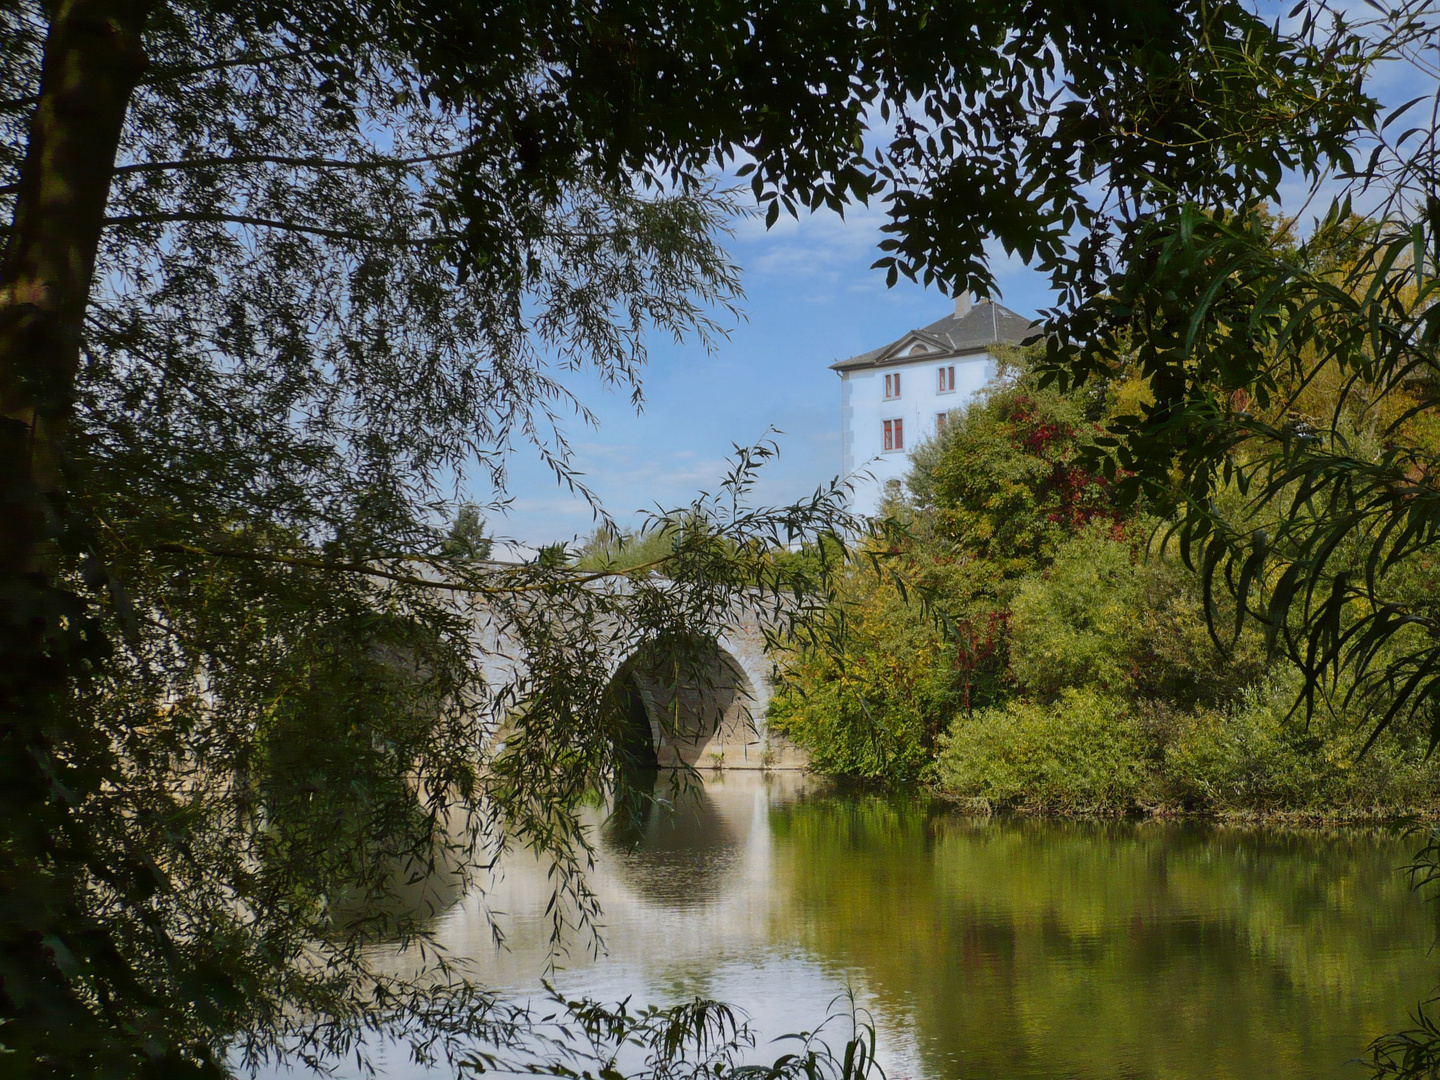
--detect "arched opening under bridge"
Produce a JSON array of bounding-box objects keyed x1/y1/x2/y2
[{"x1": 607, "y1": 634, "x2": 760, "y2": 769}]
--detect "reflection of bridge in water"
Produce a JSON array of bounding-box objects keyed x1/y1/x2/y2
[{"x1": 467, "y1": 576, "x2": 806, "y2": 770}]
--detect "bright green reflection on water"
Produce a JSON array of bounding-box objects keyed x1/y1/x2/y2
[
  {"x1": 766, "y1": 791, "x2": 1438, "y2": 1079},
  {"x1": 414, "y1": 774, "x2": 1438, "y2": 1080}
]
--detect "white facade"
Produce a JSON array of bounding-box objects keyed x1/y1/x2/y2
[{"x1": 833, "y1": 298, "x2": 1033, "y2": 519}]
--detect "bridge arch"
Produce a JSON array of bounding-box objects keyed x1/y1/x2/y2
[
  {"x1": 606, "y1": 631, "x2": 781, "y2": 769},
  {"x1": 465, "y1": 579, "x2": 806, "y2": 769}
]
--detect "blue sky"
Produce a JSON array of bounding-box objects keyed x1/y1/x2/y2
[{"x1": 480, "y1": 3, "x2": 1433, "y2": 549}]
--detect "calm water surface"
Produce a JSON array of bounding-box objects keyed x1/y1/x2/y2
[{"x1": 362, "y1": 773, "x2": 1438, "y2": 1080}]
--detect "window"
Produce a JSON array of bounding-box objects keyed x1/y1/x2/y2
[
  {"x1": 884, "y1": 372, "x2": 901, "y2": 399},
  {"x1": 883, "y1": 418, "x2": 904, "y2": 451},
  {"x1": 936, "y1": 411, "x2": 949, "y2": 433},
  {"x1": 937, "y1": 365, "x2": 956, "y2": 393}
]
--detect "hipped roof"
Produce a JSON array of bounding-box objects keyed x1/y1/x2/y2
[{"x1": 830, "y1": 299, "x2": 1035, "y2": 372}]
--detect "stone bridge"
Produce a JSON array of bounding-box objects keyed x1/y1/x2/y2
[{"x1": 466, "y1": 575, "x2": 807, "y2": 771}]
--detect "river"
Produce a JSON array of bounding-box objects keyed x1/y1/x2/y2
[{"x1": 300, "y1": 772, "x2": 1440, "y2": 1080}]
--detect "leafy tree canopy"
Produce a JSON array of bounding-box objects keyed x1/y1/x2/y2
[
  {"x1": 1035, "y1": 2, "x2": 1440, "y2": 756},
  {"x1": 441, "y1": 504, "x2": 493, "y2": 562}
]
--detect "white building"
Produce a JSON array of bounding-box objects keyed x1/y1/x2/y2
[{"x1": 832, "y1": 295, "x2": 1035, "y2": 518}]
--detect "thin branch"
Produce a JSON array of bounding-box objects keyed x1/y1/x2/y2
[
  {"x1": 149, "y1": 541, "x2": 675, "y2": 594},
  {"x1": 142, "y1": 48, "x2": 320, "y2": 84},
  {"x1": 112, "y1": 150, "x2": 465, "y2": 177},
  {"x1": 102, "y1": 212, "x2": 455, "y2": 246}
]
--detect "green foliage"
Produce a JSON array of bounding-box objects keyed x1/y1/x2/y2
[
  {"x1": 922, "y1": 375, "x2": 1119, "y2": 576},
  {"x1": 934, "y1": 672, "x2": 1440, "y2": 818},
  {"x1": 934, "y1": 688, "x2": 1150, "y2": 813},
  {"x1": 574, "y1": 517, "x2": 697, "y2": 572},
  {"x1": 442, "y1": 504, "x2": 493, "y2": 562},
  {"x1": 1007, "y1": 525, "x2": 1147, "y2": 699},
  {"x1": 768, "y1": 559, "x2": 964, "y2": 783},
  {"x1": 1161, "y1": 673, "x2": 1440, "y2": 817},
  {"x1": 778, "y1": 362, "x2": 1122, "y2": 785},
  {"x1": 1008, "y1": 522, "x2": 1265, "y2": 708},
  {"x1": 788, "y1": 335, "x2": 1440, "y2": 819},
  {"x1": 766, "y1": 534, "x2": 849, "y2": 584},
  {"x1": 1036, "y1": 5, "x2": 1440, "y2": 758}
]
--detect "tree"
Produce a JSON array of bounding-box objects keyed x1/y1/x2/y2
[
  {"x1": 441, "y1": 505, "x2": 493, "y2": 563},
  {"x1": 1037, "y1": 3, "x2": 1440, "y2": 748},
  {"x1": 0, "y1": 0, "x2": 1378, "y2": 1076}
]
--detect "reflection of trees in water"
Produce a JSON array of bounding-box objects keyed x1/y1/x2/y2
[
  {"x1": 603, "y1": 774, "x2": 743, "y2": 910},
  {"x1": 766, "y1": 799, "x2": 1440, "y2": 1080}
]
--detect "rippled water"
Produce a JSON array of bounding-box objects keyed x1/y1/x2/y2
[{"x1": 290, "y1": 773, "x2": 1440, "y2": 1079}]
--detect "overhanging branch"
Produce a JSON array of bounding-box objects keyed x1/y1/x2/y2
[
  {"x1": 112, "y1": 150, "x2": 465, "y2": 177},
  {"x1": 149, "y1": 541, "x2": 673, "y2": 594},
  {"x1": 102, "y1": 212, "x2": 455, "y2": 246}
]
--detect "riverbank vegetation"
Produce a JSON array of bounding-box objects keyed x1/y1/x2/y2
[{"x1": 770, "y1": 235, "x2": 1440, "y2": 819}]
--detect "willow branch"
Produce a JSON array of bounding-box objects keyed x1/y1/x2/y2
[
  {"x1": 112, "y1": 150, "x2": 465, "y2": 177},
  {"x1": 143, "y1": 48, "x2": 319, "y2": 84},
  {"x1": 149, "y1": 541, "x2": 675, "y2": 594},
  {"x1": 102, "y1": 212, "x2": 455, "y2": 246}
]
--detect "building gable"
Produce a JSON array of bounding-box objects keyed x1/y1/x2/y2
[{"x1": 829, "y1": 298, "x2": 1035, "y2": 373}]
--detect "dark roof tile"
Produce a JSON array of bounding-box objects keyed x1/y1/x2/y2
[{"x1": 830, "y1": 300, "x2": 1036, "y2": 371}]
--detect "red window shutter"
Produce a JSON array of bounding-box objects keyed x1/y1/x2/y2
[
  {"x1": 883, "y1": 419, "x2": 893, "y2": 450},
  {"x1": 895, "y1": 418, "x2": 904, "y2": 449}
]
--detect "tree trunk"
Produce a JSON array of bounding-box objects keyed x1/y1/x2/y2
[
  {"x1": 0, "y1": 0, "x2": 152, "y2": 1071},
  {"x1": 1, "y1": 0, "x2": 150, "y2": 543}
]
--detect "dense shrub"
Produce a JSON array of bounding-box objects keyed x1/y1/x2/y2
[
  {"x1": 933, "y1": 676, "x2": 1440, "y2": 818},
  {"x1": 768, "y1": 557, "x2": 971, "y2": 782},
  {"x1": 1008, "y1": 523, "x2": 1265, "y2": 708},
  {"x1": 1161, "y1": 673, "x2": 1440, "y2": 816},
  {"x1": 933, "y1": 688, "x2": 1150, "y2": 813},
  {"x1": 1006, "y1": 527, "x2": 1142, "y2": 699},
  {"x1": 767, "y1": 676, "x2": 940, "y2": 783}
]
